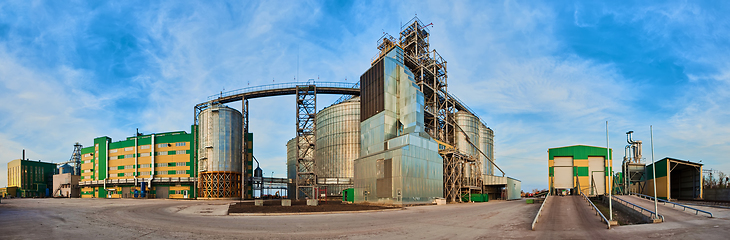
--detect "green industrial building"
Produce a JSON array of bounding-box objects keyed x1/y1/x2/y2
[{"x1": 6, "y1": 159, "x2": 57, "y2": 197}]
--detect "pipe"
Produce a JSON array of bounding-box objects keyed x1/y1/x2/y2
[
  {"x1": 150, "y1": 134, "x2": 155, "y2": 190},
  {"x1": 105, "y1": 138, "x2": 109, "y2": 198},
  {"x1": 134, "y1": 131, "x2": 138, "y2": 187},
  {"x1": 22, "y1": 149, "x2": 25, "y2": 160}
]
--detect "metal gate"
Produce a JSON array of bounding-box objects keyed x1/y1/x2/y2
[{"x1": 156, "y1": 186, "x2": 169, "y2": 199}]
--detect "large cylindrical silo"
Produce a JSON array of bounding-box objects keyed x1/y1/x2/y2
[
  {"x1": 197, "y1": 104, "x2": 242, "y2": 199},
  {"x1": 286, "y1": 137, "x2": 297, "y2": 198},
  {"x1": 315, "y1": 97, "x2": 360, "y2": 197},
  {"x1": 479, "y1": 123, "x2": 494, "y2": 176},
  {"x1": 287, "y1": 136, "x2": 313, "y2": 199},
  {"x1": 455, "y1": 111, "x2": 480, "y2": 183},
  {"x1": 484, "y1": 127, "x2": 494, "y2": 175}
]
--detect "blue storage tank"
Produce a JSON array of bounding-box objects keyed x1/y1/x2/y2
[
  {"x1": 141, "y1": 182, "x2": 147, "y2": 198},
  {"x1": 58, "y1": 164, "x2": 73, "y2": 174}
]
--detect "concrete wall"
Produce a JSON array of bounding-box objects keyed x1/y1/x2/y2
[{"x1": 704, "y1": 188, "x2": 730, "y2": 201}]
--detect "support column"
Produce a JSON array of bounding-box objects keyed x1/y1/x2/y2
[
  {"x1": 295, "y1": 85, "x2": 317, "y2": 200},
  {"x1": 242, "y1": 98, "x2": 250, "y2": 199}
]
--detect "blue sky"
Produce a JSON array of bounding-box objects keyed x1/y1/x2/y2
[{"x1": 1, "y1": 1, "x2": 729, "y2": 192}]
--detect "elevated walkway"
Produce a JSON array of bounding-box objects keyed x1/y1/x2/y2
[{"x1": 615, "y1": 195, "x2": 711, "y2": 222}]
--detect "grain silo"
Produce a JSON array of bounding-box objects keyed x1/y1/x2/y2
[
  {"x1": 455, "y1": 111, "x2": 481, "y2": 183},
  {"x1": 197, "y1": 104, "x2": 242, "y2": 199},
  {"x1": 315, "y1": 97, "x2": 360, "y2": 197},
  {"x1": 286, "y1": 136, "x2": 313, "y2": 199},
  {"x1": 479, "y1": 123, "x2": 494, "y2": 176}
]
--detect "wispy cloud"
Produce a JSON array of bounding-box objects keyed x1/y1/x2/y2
[{"x1": 1, "y1": 1, "x2": 729, "y2": 192}]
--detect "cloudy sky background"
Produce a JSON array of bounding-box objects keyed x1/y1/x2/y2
[{"x1": 1, "y1": 0, "x2": 729, "y2": 192}]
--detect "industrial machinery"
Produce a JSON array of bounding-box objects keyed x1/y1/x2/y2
[
  {"x1": 623, "y1": 131, "x2": 646, "y2": 194},
  {"x1": 372, "y1": 17, "x2": 505, "y2": 202}
]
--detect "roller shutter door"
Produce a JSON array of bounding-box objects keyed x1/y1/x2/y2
[{"x1": 554, "y1": 157, "x2": 573, "y2": 189}]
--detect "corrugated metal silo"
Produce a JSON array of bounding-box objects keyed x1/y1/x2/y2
[
  {"x1": 315, "y1": 97, "x2": 360, "y2": 197},
  {"x1": 455, "y1": 111, "x2": 480, "y2": 181},
  {"x1": 286, "y1": 136, "x2": 313, "y2": 198},
  {"x1": 197, "y1": 104, "x2": 242, "y2": 199}
]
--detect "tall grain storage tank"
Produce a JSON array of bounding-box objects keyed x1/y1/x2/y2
[
  {"x1": 315, "y1": 97, "x2": 360, "y2": 197},
  {"x1": 286, "y1": 136, "x2": 313, "y2": 199},
  {"x1": 197, "y1": 104, "x2": 242, "y2": 199},
  {"x1": 484, "y1": 127, "x2": 494, "y2": 175},
  {"x1": 286, "y1": 137, "x2": 296, "y2": 198},
  {"x1": 455, "y1": 111, "x2": 480, "y2": 182},
  {"x1": 479, "y1": 123, "x2": 495, "y2": 176}
]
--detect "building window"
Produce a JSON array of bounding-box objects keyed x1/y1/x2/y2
[
  {"x1": 125, "y1": 147, "x2": 133, "y2": 151},
  {"x1": 176, "y1": 150, "x2": 186, "y2": 155},
  {"x1": 157, "y1": 144, "x2": 167, "y2": 148},
  {"x1": 155, "y1": 171, "x2": 166, "y2": 175},
  {"x1": 110, "y1": 149, "x2": 118, "y2": 153},
  {"x1": 125, "y1": 154, "x2": 134, "y2": 159},
  {"x1": 138, "y1": 152, "x2": 150, "y2": 157},
  {"x1": 176, "y1": 162, "x2": 186, "y2": 167},
  {"x1": 175, "y1": 142, "x2": 186, "y2": 147},
  {"x1": 141, "y1": 145, "x2": 150, "y2": 150},
  {"x1": 83, "y1": 153, "x2": 92, "y2": 157},
  {"x1": 176, "y1": 170, "x2": 186, "y2": 175},
  {"x1": 140, "y1": 171, "x2": 150, "y2": 176},
  {"x1": 156, "y1": 163, "x2": 166, "y2": 167},
  {"x1": 156, "y1": 151, "x2": 167, "y2": 156}
]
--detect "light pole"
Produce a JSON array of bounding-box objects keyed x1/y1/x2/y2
[{"x1": 651, "y1": 125, "x2": 659, "y2": 220}]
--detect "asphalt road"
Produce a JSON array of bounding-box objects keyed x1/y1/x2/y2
[
  {"x1": 3, "y1": 197, "x2": 730, "y2": 239},
  {"x1": 0, "y1": 198, "x2": 540, "y2": 239}
]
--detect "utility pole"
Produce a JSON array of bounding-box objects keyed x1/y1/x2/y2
[{"x1": 607, "y1": 121, "x2": 613, "y2": 221}]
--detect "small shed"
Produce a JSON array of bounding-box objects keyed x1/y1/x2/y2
[{"x1": 642, "y1": 157, "x2": 702, "y2": 200}]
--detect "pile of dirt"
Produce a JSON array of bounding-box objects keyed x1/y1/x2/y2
[{"x1": 228, "y1": 200, "x2": 401, "y2": 213}]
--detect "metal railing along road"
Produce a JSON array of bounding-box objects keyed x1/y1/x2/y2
[
  {"x1": 612, "y1": 196, "x2": 664, "y2": 222},
  {"x1": 207, "y1": 81, "x2": 359, "y2": 101},
  {"x1": 531, "y1": 190, "x2": 550, "y2": 230},
  {"x1": 630, "y1": 192, "x2": 713, "y2": 218},
  {"x1": 581, "y1": 191, "x2": 611, "y2": 229}
]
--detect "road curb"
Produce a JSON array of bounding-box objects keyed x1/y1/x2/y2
[{"x1": 228, "y1": 207, "x2": 405, "y2": 216}]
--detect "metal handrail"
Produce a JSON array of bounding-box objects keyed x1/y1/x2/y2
[
  {"x1": 207, "y1": 81, "x2": 358, "y2": 101},
  {"x1": 630, "y1": 192, "x2": 713, "y2": 218},
  {"x1": 531, "y1": 190, "x2": 550, "y2": 230},
  {"x1": 612, "y1": 196, "x2": 664, "y2": 222},
  {"x1": 581, "y1": 191, "x2": 611, "y2": 229}
]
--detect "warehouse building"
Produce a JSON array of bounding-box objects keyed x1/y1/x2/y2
[
  {"x1": 79, "y1": 129, "x2": 196, "y2": 199},
  {"x1": 548, "y1": 145, "x2": 613, "y2": 196},
  {"x1": 6, "y1": 158, "x2": 56, "y2": 198},
  {"x1": 640, "y1": 157, "x2": 702, "y2": 200}
]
